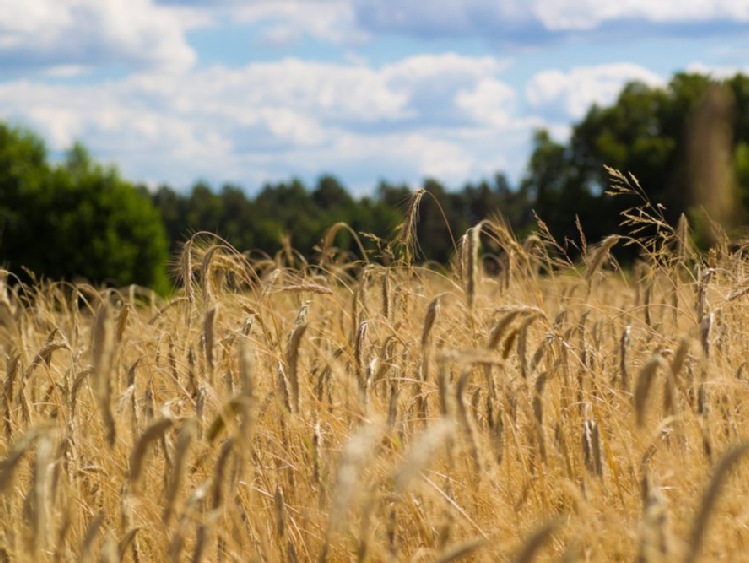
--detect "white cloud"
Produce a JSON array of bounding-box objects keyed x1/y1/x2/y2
[
  {"x1": 232, "y1": 2, "x2": 368, "y2": 47},
  {"x1": 353, "y1": 1, "x2": 534, "y2": 33},
  {"x1": 456, "y1": 78, "x2": 516, "y2": 127},
  {"x1": 0, "y1": 54, "x2": 525, "y2": 192},
  {"x1": 686, "y1": 61, "x2": 749, "y2": 79},
  {"x1": 534, "y1": 0, "x2": 749, "y2": 30},
  {"x1": 351, "y1": 0, "x2": 749, "y2": 43},
  {"x1": 526, "y1": 63, "x2": 664, "y2": 120},
  {"x1": 0, "y1": 0, "x2": 199, "y2": 72}
]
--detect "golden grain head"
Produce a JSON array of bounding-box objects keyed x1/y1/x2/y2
[{"x1": 4, "y1": 208, "x2": 749, "y2": 561}]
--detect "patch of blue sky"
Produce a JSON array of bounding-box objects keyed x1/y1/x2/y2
[{"x1": 187, "y1": 21, "x2": 350, "y2": 66}]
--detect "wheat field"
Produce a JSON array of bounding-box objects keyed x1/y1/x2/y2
[{"x1": 3, "y1": 173, "x2": 749, "y2": 562}]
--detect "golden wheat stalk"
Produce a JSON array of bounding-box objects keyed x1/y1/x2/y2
[
  {"x1": 163, "y1": 419, "x2": 195, "y2": 525},
  {"x1": 394, "y1": 419, "x2": 455, "y2": 491},
  {"x1": 92, "y1": 302, "x2": 116, "y2": 446},
  {"x1": 466, "y1": 226, "x2": 480, "y2": 315},
  {"x1": 684, "y1": 441, "x2": 749, "y2": 563},
  {"x1": 129, "y1": 417, "x2": 174, "y2": 488},
  {"x1": 635, "y1": 352, "x2": 667, "y2": 427},
  {"x1": 585, "y1": 235, "x2": 621, "y2": 294},
  {"x1": 287, "y1": 323, "x2": 307, "y2": 414},
  {"x1": 203, "y1": 305, "x2": 218, "y2": 384},
  {"x1": 328, "y1": 421, "x2": 382, "y2": 535}
]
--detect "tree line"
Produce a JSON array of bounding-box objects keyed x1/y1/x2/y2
[{"x1": 2, "y1": 71, "x2": 749, "y2": 292}]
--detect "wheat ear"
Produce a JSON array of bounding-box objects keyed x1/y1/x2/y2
[{"x1": 684, "y1": 441, "x2": 749, "y2": 563}]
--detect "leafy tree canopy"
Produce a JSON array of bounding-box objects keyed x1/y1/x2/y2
[
  {"x1": 521, "y1": 72, "x2": 749, "y2": 251},
  {"x1": 0, "y1": 127, "x2": 170, "y2": 293}
]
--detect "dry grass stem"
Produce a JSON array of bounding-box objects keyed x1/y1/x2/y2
[{"x1": 2, "y1": 196, "x2": 749, "y2": 560}]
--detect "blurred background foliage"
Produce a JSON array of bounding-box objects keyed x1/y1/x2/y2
[{"x1": 2, "y1": 71, "x2": 749, "y2": 291}]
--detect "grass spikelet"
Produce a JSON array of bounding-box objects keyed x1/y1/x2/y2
[
  {"x1": 696, "y1": 268, "x2": 714, "y2": 327},
  {"x1": 493, "y1": 403, "x2": 506, "y2": 465},
  {"x1": 620, "y1": 325, "x2": 631, "y2": 391},
  {"x1": 666, "y1": 338, "x2": 691, "y2": 419},
  {"x1": 80, "y1": 511, "x2": 105, "y2": 563},
  {"x1": 238, "y1": 339, "x2": 253, "y2": 439},
  {"x1": 513, "y1": 518, "x2": 562, "y2": 563},
  {"x1": 422, "y1": 294, "x2": 442, "y2": 349},
  {"x1": 180, "y1": 238, "x2": 195, "y2": 309},
  {"x1": 328, "y1": 421, "x2": 382, "y2": 534},
  {"x1": 517, "y1": 313, "x2": 544, "y2": 379},
  {"x1": 396, "y1": 188, "x2": 427, "y2": 264},
  {"x1": 213, "y1": 438, "x2": 235, "y2": 510},
  {"x1": 295, "y1": 299, "x2": 310, "y2": 327},
  {"x1": 394, "y1": 419, "x2": 455, "y2": 491},
  {"x1": 206, "y1": 397, "x2": 243, "y2": 442},
  {"x1": 30, "y1": 433, "x2": 53, "y2": 555},
  {"x1": 100, "y1": 533, "x2": 118, "y2": 563},
  {"x1": 23, "y1": 340, "x2": 70, "y2": 383},
  {"x1": 585, "y1": 235, "x2": 621, "y2": 294},
  {"x1": 319, "y1": 221, "x2": 371, "y2": 267},
  {"x1": 488, "y1": 311, "x2": 521, "y2": 350},
  {"x1": 382, "y1": 270, "x2": 392, "y2": 321},
  {"x1": 287, "y1": 323, "x2": 307, "y2": 414},
  {"x1": 163, "y1": 419, "x2": 196, "y2": 525},
  {"x1": 117, "y1": 528, "x2": 140, "y2": 562},
  {"x1": 277, "y1": 362, "x2": 292, "y2": 413},
  {"x1": 354, "y1": 320, "x2": 369, "y2": 372},
  {"x1": 582, "y1": 407, "x2": 603, "y2": 477},
  {"x1": 684, "y1": 441, "x2": 749, "y2": 563},
  {"x1": 438, "y1": 364, "x2": 451, "y2": 417},
  {"x1": 435, "y1": 538, "x2": 489, "y2": 563},
  {"x1": 2, "y1": 354, "x2": 19, "y2": 440},
  {"x1": 266, "y1": 282, "x2": 333, "y2": 295},
  {"x1": 700, "y1": 312, "x2": 712, "y2": 358},
  {"x1": 92, "y1": 301, "x2": 116, "y2": 446},
  {"x1": 672, "y1": 337, "x2": 691, "y2": 379},
  {"x1": 638, "y1": 466, "x2": 671, "y2": 563},
  {"x1": 129, "y1": 417, "x2": 174, "y2": 488},
  {"x1": 386, "y1": 502, "x2": 398, "y2": 561},
  {"x1": 274, "y1": 484, "x2": 286, "y2": 539},
  {"x1": 387, "y1": 382, "x2": 399, "y2": 434},
  {"x1": 115, "y1": 303, "x2": 130, "y2": 343},
  {"x1": 200, "y1": 245, "x2": 222, "y2": 304},
  {"x1": 677, "y1": 213, "x2": 690, "y2": 267},
  {"x1": 196, "y1": 384, "x2": 208, "y2": 439},
  {"x1": 533, "y1": 372, "x2": 549, "y2": 462},
  {"x1": 436, "y1": 348, "x2": 506, "y2": 366},
  {"x1": 455, "y1": 369, "x2": 481, "y2": 473},
  {"x1": 465, "y1": 225, "x2": 480, "y2": 315},
  {"x1": 204, "y1": 305, "x2": 218, "y2": 383},
  {"x1": 635, "y1": 353, "x2": 667, "y2": 427},
  {"x1": 0, "y1": 427, "x2": 45, "y2": 493},
  {"x1": 459, "y1": 232, "x2": 468, "y2": 290}
]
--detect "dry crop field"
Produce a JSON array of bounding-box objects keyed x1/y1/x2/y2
[{"x1": 4, "y1": 173, "x2": 749, "y2": 562}]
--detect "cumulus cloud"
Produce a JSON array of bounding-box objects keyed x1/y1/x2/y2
[
  {"x1": 352, "y1": 0, "x2": 545, "y2": 43},
  {"x1": 0, "y1": 0, "x2": 200, "y2": 72},
  {"x1": 526, "y1": 63, "x2": 664, "y2": 120},
  {"x1": 534, "y1": 0, "x2": 749, "y2": 30},
  {"x1": 686, "y1": 61, "x2": 749, "y2": 79},
  {"x1": 0, "y1": 53, "x2": 522, "y2": 192},
  {"x1": 457, "y1": 78, "x2": 516, "y2": 127},
  {"x1": 351, "y1": 0, "x2": 749, "y2": 44},
  {"x1": 232, "y1": 2, "x2": 367, "y2": 47}
]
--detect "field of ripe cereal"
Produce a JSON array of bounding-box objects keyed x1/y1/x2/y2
[{"x1": 3, "y1": 175, "x2": 749, "y2": 562}]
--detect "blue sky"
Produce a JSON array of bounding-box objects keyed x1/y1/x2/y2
[{"x1": 1, "y1": 1, "x2": 748, "y2": 196}]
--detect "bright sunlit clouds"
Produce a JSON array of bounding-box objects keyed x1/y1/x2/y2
[{"x1": 1, "y1": 0, "x2": 748, "y2": 194}]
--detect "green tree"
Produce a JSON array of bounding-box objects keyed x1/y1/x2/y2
[
  {"x1": 0, "y1": 130, "x2": 170, "y2": 292},
  {"x1": 520, "y1": 129, "x2": 603, "y2": 247},
  {"x1": 523, "y1": 72, "x2": 749, "y2": 250}
]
